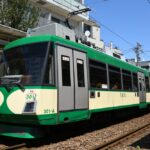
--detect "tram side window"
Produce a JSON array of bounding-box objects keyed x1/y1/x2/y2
[
  {"x1": 0, "y1": 54, "x2": 4, "y2": 77},
  {"x1": 89, "y1": 60, "x2": 108, "y2": 89},
  {"x1": 109, "y1": 65, "x2": 121, "y2": 90},
  {"x1": 61, "y1": 56, "x2": 71, "y2": 86},
  {"x1": 133, "y1": 73, "x2": 138, "y2": 92},
  {"x1": 145, "y1": 77, "x2": 150, "y2": 92},
  {"x1": 77, "y1": 59, "x2": 85, "y2": 87},
  {"x1": 122, "y1": 70, "x2": 132, "y2": 91}
]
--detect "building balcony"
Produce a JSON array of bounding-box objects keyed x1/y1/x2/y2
[
  {"x1": 31, "y1": 0, "x2": 89, "y2": 20},
  {"x1": 0, "y1": 24, "x2": 26, "y2": 48},
  {"x1": 53, "y1": 0, "x2": 86, "y2": 10}
]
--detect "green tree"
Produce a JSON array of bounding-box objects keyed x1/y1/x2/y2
[{"x1": 0, "y1": 0, "x2": 39, "y2": 31}]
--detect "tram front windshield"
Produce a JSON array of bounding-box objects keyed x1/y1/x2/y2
[{"x1": 2, "y1": 42, "x2": 49, "y2": 85}]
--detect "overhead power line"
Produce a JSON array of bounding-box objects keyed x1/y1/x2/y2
[
  {"x1": 123, "y1": 48, "x2": 134, "y2": 54},
  {"x1": 90, "y1": 16, "x2": 135, "y2": 47},
  {"x1": 142, "y1": 50, "x2": 150, "y2": 53},
  {"x1": 147, "y1": 0, "x2": 150, "y2": 4}
]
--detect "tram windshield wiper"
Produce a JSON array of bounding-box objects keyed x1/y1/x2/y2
[
  {"x1": 12, "y1": 82, "x2": 25, "y2": 92},
  {"x1": 0, "y1": 75, "x2": 25, "y2": 92}
]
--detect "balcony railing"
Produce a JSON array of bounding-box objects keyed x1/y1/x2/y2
[{"x1": 53, "y1": 0, "x2": 88, "y2": 18}]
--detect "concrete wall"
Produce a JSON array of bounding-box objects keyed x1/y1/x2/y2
[{"x1": 92, "y1": 26, "x2": 100, "y2": 40}]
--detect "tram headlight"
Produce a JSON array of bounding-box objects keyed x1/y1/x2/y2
[{"x1": 23, "y1": 101, "x2": 37, "y2": 113}]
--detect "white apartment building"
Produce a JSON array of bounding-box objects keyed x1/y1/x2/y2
[
  {"x1": 30, "y1": 0, "x2": 125, "y2": 59},
  {"x1": 104, "y1": 42, "x2": 125, "y2": 61},
  {"x1": 29, "y1": 0, "x2": 104, "y2": 49},
  {"x1": 0, "y1": 0, "x2": 125, "y2": 61}
]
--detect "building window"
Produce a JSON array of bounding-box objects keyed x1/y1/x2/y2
[
  {"x1": 51, "y1": 16, "x2": 60, "y2": 23},
  {"x1": 109, "y1": 65, "x2": 121, "y2": 90},
  {"x1": 40, "y1": 11, "x2": 50, "y2": 19},
  {"x1": 74, "y1": 0, "x2": 83, "y2": 3},
  {"x1": 89, "y1": 60, "x2": 108, "y2": 89},
  {"x1": 113, "y1": 53, "x2": 121, "y2": 59},
  {"x1": 133, "y1": 73, "x2": 138, "y2": 92},
  {"x1": 122, "y1": 70, "x2": 132, "y2": 91}
]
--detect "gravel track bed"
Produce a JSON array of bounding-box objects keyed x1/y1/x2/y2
[
  {"x1": 114, "y1": 126, "x2": 150, "y2": 150},
  {"x1": 26, "y1": 112, "x2": 150, "y2": 150}
]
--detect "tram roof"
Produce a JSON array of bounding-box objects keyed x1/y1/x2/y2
[{"x1": 4, "y1": 34, "x2": 150, "y2": 75}]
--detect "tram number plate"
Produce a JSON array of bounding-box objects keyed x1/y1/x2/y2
[{"x1": 44, "y1": 109, "x2": 55, "y2": 114}]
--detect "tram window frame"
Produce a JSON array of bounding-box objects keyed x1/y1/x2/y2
[
  {"x1": 43, "y1": 43, "x2": 55, "y2": 86},
  {"x1": 133, "y1": 73, "x2": 138, "y2": 92},
  {"x1": 77, "y1": 59, "x2": 85, "y2": 87},
  {"x1": 122, "y1": 70, "x2": 132, "y2": 91},
  {"x1": 3, "y1": 42, "x2": 50, "y2": 86},
  {"x1": 108, "y1": 65, "x2": 122, "y2": 90},
  {"x1": 61, "y1": 55, "x2": 71, "y2": 86},
  {"x1": 0, "y1": 54, "x2": 4, "y2": 78},
  {"x1": 145, "y1": 76, "x2": 150, "y2": 92},
  {"x1": 89, "y1": 59, "x2": 108, "y2": 89}
]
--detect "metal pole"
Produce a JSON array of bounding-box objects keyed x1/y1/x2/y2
[{"x1": 134, "y1": 42, "x2": 143, "y2": 66}]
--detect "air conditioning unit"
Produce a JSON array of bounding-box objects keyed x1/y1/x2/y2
[{"x1": 27, "y1": 23, "x2": 76, "y2": 42}]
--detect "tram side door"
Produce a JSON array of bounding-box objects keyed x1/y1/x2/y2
[
  {"x1": 138, "y1": 72, "x2": 146, "y2": 103},
  {"x1": 73, "y1": 51, "x2": 88, "y2": 109},
  {"x1": 57, "y1": 45, "x2": 88, "y2": 111}
]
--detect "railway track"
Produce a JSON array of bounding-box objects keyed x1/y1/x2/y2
[
  {"x1": 90, "y1": 122, "x2": 150, "y2": 150},
  {"x1": 2, "y1": 143, "x2": 26, "y2": 150},
  {"x1": 1, "y1": 112, "x2": 150, "y2": 150}
]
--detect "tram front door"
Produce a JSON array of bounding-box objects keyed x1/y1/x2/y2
[
  {"x1": 57, "y1": 45, "x2": 88, "y2": 111},
  {"x1": 138, "y1": 72, "x2": 146, "y2": 103}
]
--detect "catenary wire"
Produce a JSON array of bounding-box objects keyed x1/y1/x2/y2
[
  {"x1": 90, "y1": 15, "x2": 135, "y2": 47},
  {"x1": 147, "y1": 0, "x2": 150, "y2": 4},
  {"x1": 86, "y1": 1, "x2": 150, "y2": 60}
]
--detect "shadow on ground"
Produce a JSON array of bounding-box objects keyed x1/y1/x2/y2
[{"x1": 131, "y1": 134, "x2": 150, "y2": 149}]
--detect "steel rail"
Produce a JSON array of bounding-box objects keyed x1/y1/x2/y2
[
  {"x1": 4, "y1": 143, "x2": 26, "y2": 150},
  {"x1": 90, "y1": 122, "x2": 150, "y2": 150}
]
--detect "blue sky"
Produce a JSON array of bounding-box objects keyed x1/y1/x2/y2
[{"x1": 85, "y1": 0, "x2": 150, "y2": 60}]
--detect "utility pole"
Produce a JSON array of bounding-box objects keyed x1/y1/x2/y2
[{"x1": 133, "y1": 42, "x2": 143, "y2": 66}]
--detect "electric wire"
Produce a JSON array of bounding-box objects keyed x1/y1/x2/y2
[
  {"x1": 147, "y1": 0, "x2": 150, "y2": 4},
  {"x1": 86, "y1": 1, "x2": 135, "y2": 48},
  {"x1": 143, "y1": 51, "x2": 150, "y2": 52},
  {"x1": 86, "y1": 1, "x2": 150, "y2": 60},
  {"x1": 123, "y1": 48, "x2": 134, "y2": 54},
  {"x1": 143, "y1": 51, "x2": 150, "y2": 57},
  {"x1": 90, "y1": 15, "x2": 135, "y2": 47},
  {"x1": 86, "y1": 0, "x2": 108, "y2": 6}
]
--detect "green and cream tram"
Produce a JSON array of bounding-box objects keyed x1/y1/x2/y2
[{"x1": 0, "y1": 34, "x2": 149, "y2": 138}]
